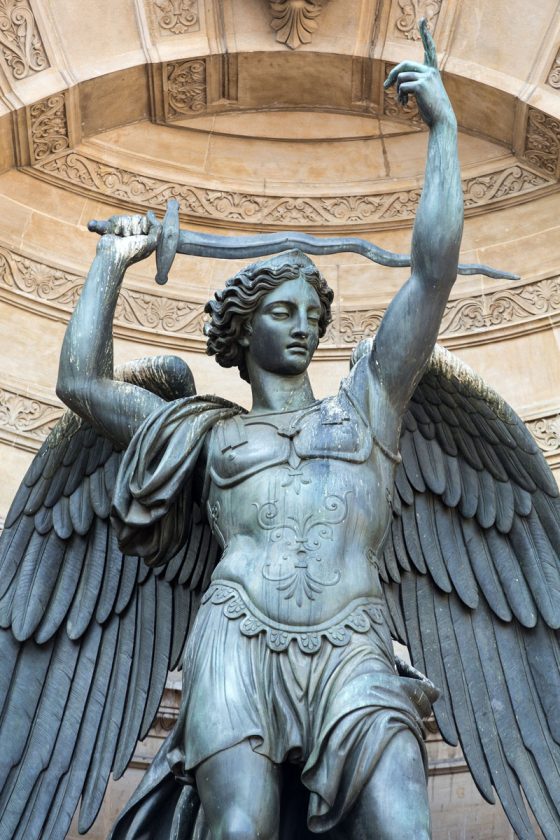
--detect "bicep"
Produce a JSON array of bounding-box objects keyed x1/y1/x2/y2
[
  {"x1": 60, "y1": 379, "x2": 165, "y2": 448},
  {"x1": 373, "y1": 271, "x2": 447, "y2": 413}
]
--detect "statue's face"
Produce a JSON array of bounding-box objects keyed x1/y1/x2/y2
[{"x1": 243, "y1": 276, "x2": 321, "y2": 377}]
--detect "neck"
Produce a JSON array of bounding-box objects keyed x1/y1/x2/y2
[{"x1": 247, "y1": 368, "x2": 316, "y2": 413}]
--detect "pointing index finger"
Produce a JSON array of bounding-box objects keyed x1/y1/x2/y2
[{"x1": 419, "y1": 18, "x2": 438, "y2": 69}]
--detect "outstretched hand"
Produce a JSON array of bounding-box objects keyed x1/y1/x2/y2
[
  {"x1": 88, "y1": 212, "x2": 161, "y2": 269},
  {"x1": 383, "y1": 19, "x2": 454, "y2": 128}
]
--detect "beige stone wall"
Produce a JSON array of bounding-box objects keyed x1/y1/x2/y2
[{"x1": 0, "y1": 1, "x2": 559, "y2": 837}]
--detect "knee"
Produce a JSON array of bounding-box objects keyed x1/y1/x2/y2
[{"x1": 214, "y1": 807, "x2": 275, "y2": 840}]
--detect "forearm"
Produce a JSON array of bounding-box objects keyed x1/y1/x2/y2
[
  {"x1": 57, "y1": 237, "x2": 125, "y2": 412},
  {"x1": 411, "y1": 114, "x2": 463, "y2": 291}
]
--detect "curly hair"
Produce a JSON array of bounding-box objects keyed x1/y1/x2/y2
[{"x1": 204, "y1": 251, "x2": 334, "y2": 382}]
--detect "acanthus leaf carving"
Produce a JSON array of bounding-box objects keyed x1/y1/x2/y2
[
  {"x1": 546, "y1": 48, "x2": 560, "y2": 90},
  {"x1": 29, "y1": 92, "x2": 70, "y2": 164},
  {"x1": 524, "y1": 108, "x2": 560, "y2": 176},
  {"x1": 32, "y1": 152, "x2": 553, "y2": 227},
  {"x1": 269, "y1": 0, "x2": 327, "y2": 50},
  {"x1": 153, "y1": 0, "x2": 199, "y2": 35},
  {"x1": 526, "y1": 415, "x2": 560, "y2": 454},
  {"x1": 394, "y1": 0, "x2": 442, "y2": 41},
  {"x1": 0, "y1": 386, "x2": 62, "y2": 444},
  {"x1": 166, "y1": 59, "x2": 206, "y2": 118},
  {"x1": 0, "y1": 0, "x2": 49, "y2": 80}
]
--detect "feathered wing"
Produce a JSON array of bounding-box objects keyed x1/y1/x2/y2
[
  {"x1": 0, "y1": 356, "x2": 223, "y2": 840},
  {"x1": 379, "y1": 343, "x2": 560, "y2": 840}
]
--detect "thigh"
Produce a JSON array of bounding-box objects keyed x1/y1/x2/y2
[
  {"x1": 332, "y1": 730, "x2": 431, "y2": 840},
  {"x1": 195, "y1": 741, "x2": 281, "y2": 840}
]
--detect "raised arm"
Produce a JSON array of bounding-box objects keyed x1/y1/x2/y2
[
  {"x1": 371, "y1": 22, "x2": 463, "y2": 430},
  {"x1": 56, "y1": 213, "x2": 166, "y2": 447}
]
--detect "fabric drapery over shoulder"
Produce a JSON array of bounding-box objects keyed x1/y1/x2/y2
[{"x1": 111, "y1": 395, "x2": 244, "y2": 565}]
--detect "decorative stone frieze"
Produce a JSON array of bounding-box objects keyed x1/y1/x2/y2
[
  {"x1": 32, "y1": 152, "x2": 552, "y2": 228},
  {"x1": 165, "y1": 59, "x2": 207, "y2": 118},
  {"x1": 28, "y1": 92, "x2": 70, "y2": 164},
  {"x1": 393, "y1": 0, "x2": 442, "y2": 41},
  {"x1": 523, "y1": 108, "x2": 560, "y2": 176},
  {"x1": 0, "y1": 382, "x2": 62, "y2": 450},
  {"x1": 526, "y1": 413, "x2": 560, "y2": 455},
  {"x1": 0, "y1": 0, "x2": 49, "y2": 80},
  {"x1": 546, "y1": 48, "x2": 560, "y2": 89},
  {"x1": 2, "y1": 244, "x2": 560, "y2": 352},
  {"x1": 152, "y1": 0, "x2": 199, "y2": 36},
  {"x1": 268, "y1": 0, "x2": 327, "y2": 50}
]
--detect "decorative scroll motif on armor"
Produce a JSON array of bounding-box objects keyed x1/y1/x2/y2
[
  {"x1": 394, "y1": 0, "x2": 442, "y2": 41},
  {"x1": 29, "y1": 93, "x2": 70, "y2": 164},
  {"x1": 254, "y1": 494, "x2": 348, "y2": 606},
  {"x1": 166, "y1": 59, "x2": 207, "y2": 118},
  {"x1": 268, "y1": 0, "x2": 327, "y2": 50},
  {"x1": 0, "y1": 0, "x2": 49, "y2": 80},
  {"x1": 152, "y1": 0, "x2": 199, "y2": 35},
  {"x1": 524, "y1": 108, "x2": 560, "y2": 176},
  {"x1": 32, "y1": 152, "x2": 552, "y2": 227},
  {"x1": 204, "y1": 582, "x2": 385, "y2": 653},
  {"x1": 547, "y1": 48, "x2": 560, "y2": 89}
]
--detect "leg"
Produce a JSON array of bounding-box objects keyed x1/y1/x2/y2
[
  {"x1": 195, "y1": 741, "x2": 281, "y2": 840},
  {"x1": 332, "y1": 730, "x2": 431, "y2": 840}
]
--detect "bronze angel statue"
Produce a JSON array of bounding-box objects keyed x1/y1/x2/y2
[{"x1": 1, "y1": 22, "x2": 559, "y2": 840}]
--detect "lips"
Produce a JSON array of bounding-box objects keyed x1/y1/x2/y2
[{"x1": 287, "y1": 342, "x2": 308, "y2": 351}]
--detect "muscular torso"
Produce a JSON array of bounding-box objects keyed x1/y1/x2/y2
[{"x1": 203, "y1": 379, "x2": 398, "y2": 628}]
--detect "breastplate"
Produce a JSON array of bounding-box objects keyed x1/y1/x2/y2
[{"x1": 208, "y1": 389, "x2": 372, "y2": 488}]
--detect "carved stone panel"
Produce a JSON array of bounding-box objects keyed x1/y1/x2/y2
[
  {"x1": 392, "y1": 0, "x2": 442, "y2": 41},
  {"x1": 546, "y1": 48, "x2": 560, "y2": 89},
  {"x1": 165, "y1": 59, "x2": 207, "y2": 118},
  {"x1": 0, "y1": 0, "x2": 49, "y2": 80},
  {"x1": 268, "y1": 0, "x2": 328, "y2": 50},
  {"x1": 526, "y1": 414, "x2": 560, "y2": 456},
  {"x1": 28, "y1": 92, "x2": 70, "y2": 165},
  {"x1": 523, "y1": 107, "x2": 560, "y2": 176},
  {"x1": 151, "y1": 0, "x2": 200, "y2": 36}
]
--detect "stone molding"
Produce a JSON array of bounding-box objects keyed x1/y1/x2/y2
[
  {"x1": 546, "y1": 48, "x2": 560, "y2": 89},
  {"x1": 150, "y1": 0, "x2": 200, "y2": 36},
  {"x1": 523, "y1": 107, "x2": 560, "y2": 177},
  {"x1": 268, "y1": 0, "x2": 328, "y2": 50},
  {"x1": 30, "y1": 151, "x2": 553, "y2": 229},
  {"x1": 165, "y1": 58, "x2": 207, "y2": 118},
  {"x1": 526, "y1": 413, "x2": 560, "y2": 466},
  {"x1": 0, "y1": 0, "x2": 49, "y2": 81},
  {"x1": 393, "y1": 0, "x2": 442, "y2": 41},
  {"x1": 1, "y1": 243, "x2": 560, "y2": 353}
]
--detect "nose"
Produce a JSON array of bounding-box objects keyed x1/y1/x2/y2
[{"x1": 291, "y1": 310, "x2": 310, "y2": 338}]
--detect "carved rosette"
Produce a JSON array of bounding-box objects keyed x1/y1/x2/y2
[
  {"x1": 269, "y1": 0, "x2": 327, "y2": 50},
  {"x1": 165, "y1": 59, "x2": 206, "y2": 118},
  {"x1": 524, "y1": 108, "x2": 560, "y2": 176},
  {"x1": 394, "y1": 0, "x2": 441, "y2": 41},
  {"x1": 547, "y1": 49, "x2": 560, "y2": 89},
  {"x1": 153, "y1": 0, "x2": 199, "y2": 35},
  {"x1": 28, "y1": 92, "x2": 70, "y2": 164},
  {"x1": 0, "y1": 0, "x2": 49, "y2": 80}
]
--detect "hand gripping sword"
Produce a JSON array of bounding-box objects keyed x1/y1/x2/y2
[{"x1": 89, "y1": 199, "x2": 520, "y2": 284}]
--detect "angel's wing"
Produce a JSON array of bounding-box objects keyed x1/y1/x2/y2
[
  {"x1": 0, "y1": 356, "x2": 221, "y2": 840},
  {"x1": 378, "y1": 343, "x2": 560, "y2": 840}
]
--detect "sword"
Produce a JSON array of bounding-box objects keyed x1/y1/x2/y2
[{"x1": 88, "y1": 199, "x2": 520, "y2": 285}]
